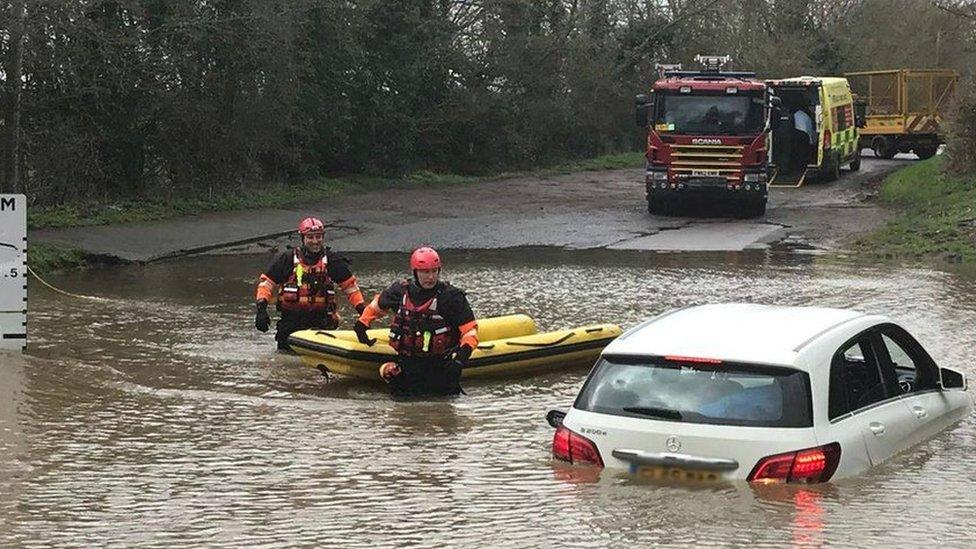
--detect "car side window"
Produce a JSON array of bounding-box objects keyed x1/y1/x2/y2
[
  {"x1": 829, "y1": 334, "x2": 889, "y2": 419},
  {"x1": 876, "y1": 325, "x2": 939, "y2": 393},
  {"x1": 881, "y1": 334, "x2": 917, "y2": 393}
]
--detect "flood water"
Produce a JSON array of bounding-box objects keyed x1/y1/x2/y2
[{"x1": 2, "y1": 249, "x2": 975, "y2": 547}]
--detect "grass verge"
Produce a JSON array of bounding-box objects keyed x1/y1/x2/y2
[
  {"x1": 28, "y1": 244, "x2": 90, "y2": 273},
  {"x1": 28, "y1": 152, "x2": 645, "y2": 230},
  {"x1": 855, "y1": 157, "x2": 976, "y2": 262}
]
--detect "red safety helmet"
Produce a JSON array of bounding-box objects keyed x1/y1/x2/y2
[
  {"x1": 410, "y1": 247, "x2": 441, "y2": 270},
  {"x1": 298, "y1": 217, "x2": 325, "y2": 235}
]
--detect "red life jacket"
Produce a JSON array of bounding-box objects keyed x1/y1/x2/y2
[
  {"x1": 277, "y1": 249, "x2": 337, "y2": 313},
  {"x1": 388, "y1": 281, "x2": 459, "y2": 357}
]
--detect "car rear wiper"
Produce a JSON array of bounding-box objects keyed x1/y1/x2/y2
[{"x1": 622, "y1": 406, "x2": 682, "y2": 420}]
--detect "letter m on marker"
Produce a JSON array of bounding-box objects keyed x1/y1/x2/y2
[{"x1": 0, "y1": 197, "x2": 14, "y2": 211}]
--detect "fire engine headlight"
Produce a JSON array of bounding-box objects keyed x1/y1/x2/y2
[{"x1": 743, "y1": 173, "x2": 766, "y2": 183}]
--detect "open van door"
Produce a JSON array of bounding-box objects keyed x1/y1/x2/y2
[
  {"x1": 769, "y1": 167, "x2": 808, "y2": 188},
  {"x1": 767, "y1": 98, "x2": 810, "y2": 188},
  {"x1": 853, "y1": 100, "x2": 867, "y2": 128},
  {"x1": 766, "y1": 80, "x2": 819, "y2": 188}
]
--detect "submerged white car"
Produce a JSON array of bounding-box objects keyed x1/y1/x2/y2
[{"x1": 549, "y1": 304, "x2": 971, "y2": 483}]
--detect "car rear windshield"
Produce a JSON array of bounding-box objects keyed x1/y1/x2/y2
[{"x1": 574, "y1": 355, "x2": 813, "y2": 428}]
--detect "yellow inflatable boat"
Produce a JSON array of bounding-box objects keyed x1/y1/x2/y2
[{"x1": 287, "y1": 314, "x2": 621, "y2": 381}]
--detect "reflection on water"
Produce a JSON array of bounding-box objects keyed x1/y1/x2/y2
[
  {"x1": 2, "y1": 249, "x2": 975, "y2": 547},
  {"x1": 791, "y1": 489, "x2": 825, "y2": 548}
]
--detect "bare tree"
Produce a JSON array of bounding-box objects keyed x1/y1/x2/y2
[
  {"x1": 1, "y1": 0, "x2": 26, "y2": 194},
  {"x1": 933, "y1": 0, "x2": 976, "y2": 19}
]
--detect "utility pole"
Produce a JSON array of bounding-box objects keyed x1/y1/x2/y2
[{"x1": 2, "y1": 0, "x2": 27, "y2": 194}]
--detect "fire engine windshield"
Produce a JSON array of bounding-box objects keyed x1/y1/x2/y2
[{"x1": 655, "y1": 94, "x2": 765, "y2": 135}]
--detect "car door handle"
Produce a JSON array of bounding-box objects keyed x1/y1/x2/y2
[
  {"x1": 912, "y1": 406, "x2": 928, "y2": 419},
  {"x1": 869, "y1": 422, "x2": 886, "y2": 436}
]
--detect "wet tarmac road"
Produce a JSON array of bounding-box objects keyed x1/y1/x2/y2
[
  {"x1": 31, "y1": 155, "x2": 912, "y2": 262},
  {"x1": 2, "y1": 249, "x2": 975, "y2": 547}
]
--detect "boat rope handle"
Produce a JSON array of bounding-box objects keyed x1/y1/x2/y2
[{"x1": 505, "y1": 332, "x2": 575, "y2": 348}]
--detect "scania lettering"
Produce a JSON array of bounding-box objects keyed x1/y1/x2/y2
[{"x1": 635, "y1": 55, "x2": 775, "y2": 218}]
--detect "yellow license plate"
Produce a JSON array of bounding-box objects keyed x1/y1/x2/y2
[{"x1": 633, "y1": 465, "x2": 721, "y2": 482}]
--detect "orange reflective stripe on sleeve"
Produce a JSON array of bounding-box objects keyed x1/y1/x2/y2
[
  {"x1": 339, "y1": 276, "x2": 360, "y2": 293},
  {"x1": 459, "y1": 320, "x2": 478, "y2": 349},
  {"x1": 256, "y1": 274, "x2": 277, "y2": 303},
  {"x1": 347, "y1": 290, "x2": 365, "y2": 308},
  {"x1": 339, "y1": 276, "x2": 365, "y2": 307},
  {"x1": 358, "y1": 295, "x2": 386, "y2": 327}
]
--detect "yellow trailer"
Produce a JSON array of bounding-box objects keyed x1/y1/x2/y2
[{"x1": 845, "y1": 69, "x2": 958, "y2": 159}]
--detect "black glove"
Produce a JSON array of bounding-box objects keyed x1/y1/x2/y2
[
  {"x1": 355, "y1": 302, "x2": 367, "y2": 315},
  {"x1": 354, "y1": 321, "x2": 376, "y2": 346},
  {"x1": 255, "y1": 301, "x2": 270, "y2": 332},
  {"x1": 456, "y1": 344, "x2": 473, "y2": 363},
  {"x1": 446, "y1": 344, "x2": 473, "y2": 367}
]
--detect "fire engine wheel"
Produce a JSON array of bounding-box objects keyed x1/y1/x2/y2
[
  {"x1": 915, "y1": 147, "x2": 938, "y2": 160},
  {"x1": 849, "y1": 150, "x2": 861, "y2": 172},
  {"x1": 647, "y1": 197, "x2": 676, "y2": 216},
  {"x1": 735, "y1": 199, "x2": 766, "y2": 219},
  {"x1": 872, "y1": 137, "x2": 896, "y2": 160}
]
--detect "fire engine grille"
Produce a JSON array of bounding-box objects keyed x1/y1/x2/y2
[{"x1": 670, "y1": 144, "x2": 744, "y2": 181}]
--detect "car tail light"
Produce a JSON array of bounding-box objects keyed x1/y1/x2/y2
[
  {"x1": 748, "y1": 443, "x2": 841, "y2": 484},
  {"x1": 552, "y1": 425, "x2": 604, "y2": 467}
]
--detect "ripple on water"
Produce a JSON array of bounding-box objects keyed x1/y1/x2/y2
[{"x1": 4, "y1": 250, "x2": 976, "y2": 547}]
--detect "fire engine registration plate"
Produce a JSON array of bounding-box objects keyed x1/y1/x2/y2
[
  {"x1": 0, "y1": 194, "x2": 27, "y2": 351},
  {"x1": 691, "y1": 169, "x2": 721, "y2": 177},
  {"x1": 631, "y1": 464, "x2": 722, "y2": 483}
]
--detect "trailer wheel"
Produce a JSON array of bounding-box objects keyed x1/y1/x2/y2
[
  {"x1": 872, "y1": 136, "x2": 896, "y2": 159},
  {"x1": 915, "y1": 146, "x2": 937, "y2": 160}
]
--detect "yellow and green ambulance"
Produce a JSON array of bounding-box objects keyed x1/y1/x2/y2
[{"x1": 766, "y1": 76, "x2": 862, "y2": 186}]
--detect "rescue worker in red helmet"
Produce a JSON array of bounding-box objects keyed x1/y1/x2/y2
[
  {"x1": 354, "y1": 247, "x2": 478, "y2": 396},
  {"x1": 254, "y1": 217, "x2": 366, "y2": 351}
]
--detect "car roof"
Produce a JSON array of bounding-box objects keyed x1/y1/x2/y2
[{"x1": 604, "y1": 303, "x2": 873, "y2": 367}]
